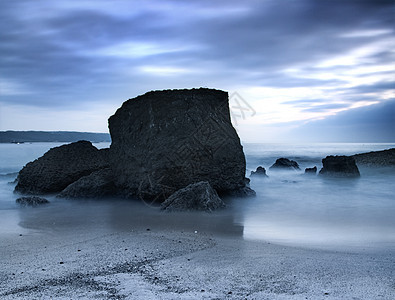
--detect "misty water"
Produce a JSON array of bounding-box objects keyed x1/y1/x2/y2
[{"x1": 1, "y1": 142, "x2": 394, "y2": 252}]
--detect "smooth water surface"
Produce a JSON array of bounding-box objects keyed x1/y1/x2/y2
[{"x1": 1, "y1": 142, "x2": 394, "y2": 252}]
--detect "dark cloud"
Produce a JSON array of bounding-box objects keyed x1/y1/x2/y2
[
  {"x1": 289, "y1": 100, "x2": 395, "y2": 142},
  {"x1": 345, "y1": 81, "x2": 395, "y2": 95},
  {"x1": 0, "y1": 0, "x2": 394, "y2": 139},
  {"x1": 301, "y1": 103, "x2": 350, "y2": 113}
]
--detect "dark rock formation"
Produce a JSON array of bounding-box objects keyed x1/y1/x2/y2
[
  {"x1": 16, "y1": 196, "x2": 49, "y2": 206},
  {"x1": 161, "y1": 181, "x2": 225, "y2": 212},
  {"x1": 352, "y1": 148, "x2": 395, "y2": 167},
  {"x1": 15, "y1": 141, "x2": 109, "y2": 195},
  {"x1": 305, "y1": 166, "x2": 317, "y2": 174},
  {"x1": 319, "y1": 156, "x2": 360, "y2": 177},
  {"x1": 57, "y1": 168, "x2": 116, "y2": 198},
  {"x1": 250, "y1": 166, "x2": 268, "y2": 177},
  {"x1": 269, "y1": 158, "x2": 300, "y2": 170},
  {"x1": 108, "y1": 88, "x2": 252, "y2": 200}
]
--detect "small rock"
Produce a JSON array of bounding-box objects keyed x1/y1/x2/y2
[
  {"x1": 269, "y1": 158, "x2": 300, "y2": 170},
  {"x1": 304, "y1": 166, "x2": 317, "y2": 174},
  {"x1": 16, "y1": 196, "x2": 49, "y2": 207},
  {"x1": 250, "y1": 166, "x2": 268, "y2": 177},
  {"x1": 161, "y1": 181, "x2": 225, "y2": 212}
]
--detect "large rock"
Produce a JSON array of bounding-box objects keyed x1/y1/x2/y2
[
  {"x1": 57, "y1": 168, "x2": 116, "y2": 198},
  {"x1": 352, "y1": 148, "x2": 395, "y2": 167},
  {"x1": 269, "y1": 158, "x2": 300, "y2": 170},
  {"x1": 108, "y1": 88, "x2": 252, "y2": 200},
  {"x1": 161, "y1": 181, "x2": 225, "y2": 212},
  {"x1": 319, "y1": 156, "x2": 360, "y2": 177},
  {"x1": 15, "y1": 141, "x2": 109, "y2": 194},
  {"x1": 16, "y1": 196, "x2": 49, "y2": 207}
]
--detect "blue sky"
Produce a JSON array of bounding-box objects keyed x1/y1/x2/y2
[{"x1": 0, "y1": 0, "x2": 394, "y2": 142}]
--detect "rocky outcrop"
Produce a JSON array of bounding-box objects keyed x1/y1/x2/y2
[
  {"x1": 16, "y1": 196, "x2": 49, "y2": 206},
  {"x1": 269, "y1": 158, "x2": 300, "y2": 170},
  {"x1": 319, "y1": 156, "x2": 360, "y2": 177},
  {"x1": 108, "y1": 88, "x2": 252, "y2": 200},
  {"x1": 161, "y1": 181, "x2": 225, "y2": 212},
  {"x1": 15, "y1": 141, "x2": 109, "y2": 195},
  {"x1": 352, "y1": 148, "x2": 395, "y2": 167},
  {"x1": 305, "y1": 166, "x2": 317, "y2": 174},
  {"x1": 250, "y1": 166, "x2": 268, "y2": 177},
  {"x1": 57, "y1": 168, "x2": 116, "y2": 198}
]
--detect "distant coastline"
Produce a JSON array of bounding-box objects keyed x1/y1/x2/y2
[{"x1": 0, "y1": 131, "x2": 111, "y2": 143}]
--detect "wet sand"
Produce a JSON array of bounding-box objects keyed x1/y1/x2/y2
[{"x1": 1, "y1": 199, "x2": 394, "y2": 299}]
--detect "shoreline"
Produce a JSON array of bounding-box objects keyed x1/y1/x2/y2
[{"x1": 1, "y1": 201, "x2": 394, "y2": 299}]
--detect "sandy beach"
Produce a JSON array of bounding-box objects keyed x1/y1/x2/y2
[{"x1": 1, "y1": 198, "x2": 394, "y2": 300}]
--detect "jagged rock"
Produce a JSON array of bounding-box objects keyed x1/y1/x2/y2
[
  {"x1": 352, "y1": 148, "x2": 395, "y2": 167},
  {"x1": 269, "y1": 158, "x2": 300, "y2": 170},
  {"x1": 16, "y1": 196, "x2": 49, "y2": 206},
  {"x1": 161, "y1": 181, "x2": 225, "y2": 212},
  {"x1": 15, "y1": 141, "x2": 109, "y2": 195},
  {"x1": 108, "y1": 88, "x2": 252, "y2": 200},
  {"x1": 250, "y1": 166, "x2": 268, "y2": 177},
  {"x1": 305, "y1": 166, "x2": 317, "y2": 174},
  {"x1": 57, "y1": 168, "x2": 116, "y2": 198},
  {"x1": 319, "y1": 156, "x2": 360, "y2": 177}
]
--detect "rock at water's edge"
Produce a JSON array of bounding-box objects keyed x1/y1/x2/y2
[
  {"x1": 15, "y1": 141, "x2": 109, "y2": 195},
  {"x1": 319, "y1": 156, "x2": 360, "y2": 177},
  {"x1": 305, "y1": 166, "x2": 317, "y2": 174},
  {"x1": 57, "y1": 168, "x2": 117, "y2": 198},
  {"x1": 161, "y1": 181, "x2": 225, "y2": 212},
  {"x1": 250, "y1": 166, "x2": 268, "y2": 177},
  {"x1": 16, "y1": 196, "x2": 49, "y2": 206},
  {"x1": 269, "y1": 158, "x2": 300, "y2": 170},
  {"x1": 352, "y1": 148, "x2": 395, "y2": 167},
  {"x1": 108, "y1": 88, "x2": 251, "y2": 200}
]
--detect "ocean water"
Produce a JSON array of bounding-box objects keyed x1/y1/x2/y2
[{"x1": 1, "y1": 142, "x2": 394, "y2": 252}]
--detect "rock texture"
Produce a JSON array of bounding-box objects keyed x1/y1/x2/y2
[
  {"x1": 269, "y1": 158, "x2": 300, "y2": 170},
  {"x1": 108, "y1": 88, "x2": 252, "y2": 200},
  {"x1": 15, "y1": 141, "x2": 109, "y2": 195},
  {"x1": 250, "y1": 166, "x2": 268, "y2": 177},
  {"x1": 57, "y1": 168, "x2": 116, "y2": 198},
  {"x1": 352, "y1": 148, "x2": 395, "y2": 167},
  {"x1": 319, "y1": 156, "x2": 360, "y2": 177},
  {"x1": 305, "y1": 166, "x2": 317, "y2": 174},
  {"x1": 16, "y1": 196, "x2": 49, "y2": 206},
  {"x1": 161, "y1": 181, "x2": 225, "y2": 212}
]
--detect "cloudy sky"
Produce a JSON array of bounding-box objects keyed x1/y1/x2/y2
[{"x1": 0, "y1": 0, "x2": 394, "y2": 142}]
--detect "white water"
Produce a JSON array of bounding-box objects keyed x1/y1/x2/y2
[
  {"x1": 239, "y1": 143, "x2": 395, "y2": 251},
  {"x1": 1, "y1": 142, "x2": 394, "y2": 251}
]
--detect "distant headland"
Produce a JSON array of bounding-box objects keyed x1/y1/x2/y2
[{"x1": 0, "y1": 131, "x2": 111, "y2": 143}]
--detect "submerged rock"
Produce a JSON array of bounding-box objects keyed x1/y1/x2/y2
[
  {"x1": 108, "y1": 88, "x2": 252, "y2": 200},
  {"x1": 305, "y1": 166, "x2": 317, "y2": 174},
  {"x1": 269, "y1": 158, "x2": 300, "y2": 170},
  {"x1": 57, "y1": 168, "x2": 116, "y2": 198},
  {"x1": 250, "y1": 166, "x2": 268, "y2": 177},
  {"x1": 16, "y1": 196, "x2": 49, "y2": 206},
  {"x1": 319, "y1": 156, "x2": 360, "y2": 177},
  {"x1": 161, "y1": 181, "x2": 225, "y2": 212},
  {"x1": 15, "y1": 141, "x2": 109, "y2": 195}
]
